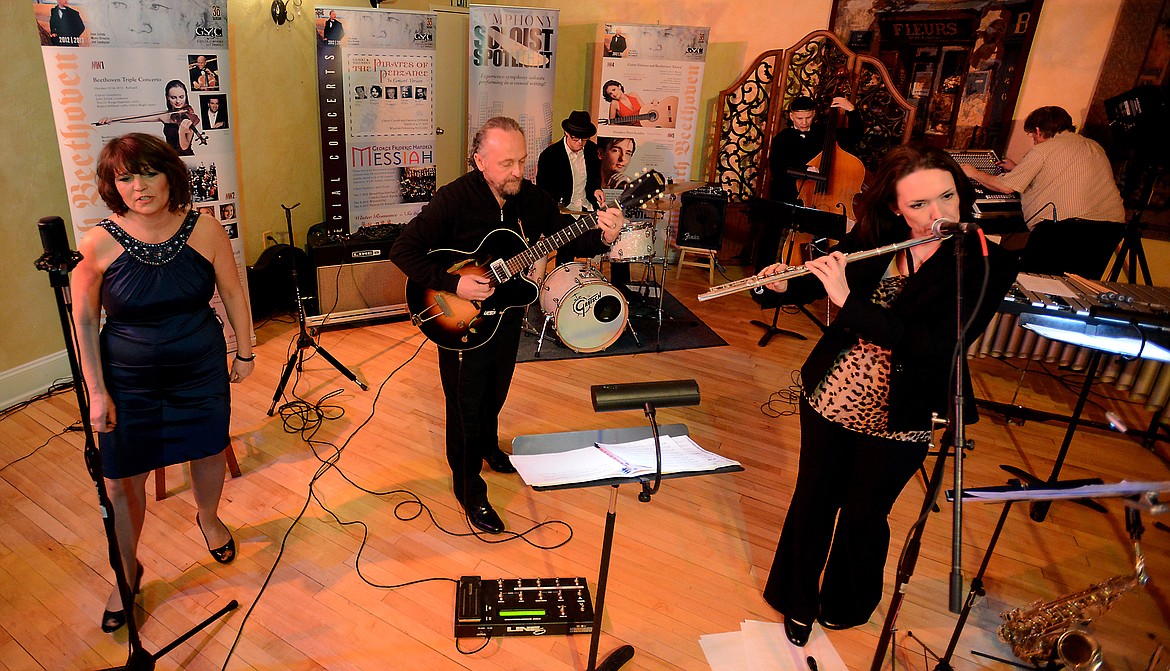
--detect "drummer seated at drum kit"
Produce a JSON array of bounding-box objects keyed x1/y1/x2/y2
[{"x1": 535, "y1": 112, "x2": 640, "y2": 304}]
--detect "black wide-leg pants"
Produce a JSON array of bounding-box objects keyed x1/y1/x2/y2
[{"x1": 763, "y1": 396, "x2": 929, "y2": 625}]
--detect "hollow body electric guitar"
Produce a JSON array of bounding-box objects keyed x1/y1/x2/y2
[{"x1": 406, "y1": 170, "x2": 665, "y2": 350}]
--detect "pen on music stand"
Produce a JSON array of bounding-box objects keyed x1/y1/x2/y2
[{"x1": 806, "y1": 655, "x2": 818, "y2": 671}]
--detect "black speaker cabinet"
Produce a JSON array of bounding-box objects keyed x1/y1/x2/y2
[
  {"x1": 306, "y1": 238, "x2": 408, "y2": 328},
  {"x1": 677, "y1": 189, "x2": 727, "y2": 251}
]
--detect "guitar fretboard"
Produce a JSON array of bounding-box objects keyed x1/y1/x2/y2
[{"x1": 491, "y1": 213, "x2": 597, "y2": 285}]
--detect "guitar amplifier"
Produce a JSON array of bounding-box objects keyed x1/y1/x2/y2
[
  {"x1": 306, "y1": 231, "x2": 408, "y2": 329},
  {"x1": 678, "y1": 187, "x2": 727, "y2": 251}
]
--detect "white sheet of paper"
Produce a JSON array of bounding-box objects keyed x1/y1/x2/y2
[
  {"x1": 509, "y1": 446, "x2": 630, "y2": 486},
  {"x1": 1016, "y1": 274, "x2": 1077, "y2": 297},
  {"x1": 699, "y1": 630, "x2": 748, "y2": 671},
  {"x1": 739, "y1": 620, "x2": 849, "y2": 671}
]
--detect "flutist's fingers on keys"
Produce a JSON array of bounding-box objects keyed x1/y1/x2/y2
[{"x1": 758, "y1": 262, "x2": 791, "y2": 293}]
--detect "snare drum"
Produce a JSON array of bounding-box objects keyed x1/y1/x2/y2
[
  {"x1": 606, "y1": 222, "x2": 655, "y2": 262},
  {"x1": 539, "y1": 262, "x2": 628, "y2": 352}
]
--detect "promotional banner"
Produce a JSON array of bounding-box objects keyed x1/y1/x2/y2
[
  {"x1": 468, "y1": 5, "x2": 559, "y2": 181},
  {"x1": 595, "y1": 23, "x2": 709, "y2": 186},
  {"x1": 32, "y1": 0, "x2": 249, "y2": 346},
  {"x1": 316, "y1": 6, "x2": 437, "y2": 233}
]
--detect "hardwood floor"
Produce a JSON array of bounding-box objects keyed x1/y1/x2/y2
[{"x1": 1, "y1": 265, "x2": 1167, "y2": 670}]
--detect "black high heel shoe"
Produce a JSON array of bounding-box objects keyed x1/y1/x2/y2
[
  {"x1": 196, "y1": 513, "x2": 236, "y2": 564},
  {"x1": 101, "y1": 563, "x2": 143, "y2": 633}
]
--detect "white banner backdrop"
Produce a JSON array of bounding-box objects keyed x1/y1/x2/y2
[
  {"x1": 31, "y1": 0, "x2": 250, "y2": 347},
  {"x1": 595, "y1": 22, "x2": 710, "y2": 184},
  {"x1": 316, "y1": 5, "x2": 437, "y2": 233},
  {"x1": 468, "y1": 5, "x2": 559, "y2": 181}
]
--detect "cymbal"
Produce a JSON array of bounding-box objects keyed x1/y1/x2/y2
[{"x1": 661, "y1": 180, "x2": 707, "y2": 195}]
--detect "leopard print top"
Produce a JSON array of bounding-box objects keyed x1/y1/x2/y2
[{"x1": 807, "y1": 265, "x2": 931, "y2": 442}]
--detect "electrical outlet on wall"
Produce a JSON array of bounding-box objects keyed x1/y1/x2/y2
[{"x1": 263, "y1": 230, "x2": 289, "y2": 247}]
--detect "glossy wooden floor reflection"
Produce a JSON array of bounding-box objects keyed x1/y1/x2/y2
[{"x1": 1, "y1": 265, "x2": 1167, "y2": 671}]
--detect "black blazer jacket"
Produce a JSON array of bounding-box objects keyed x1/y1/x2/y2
[{"x1": 536, "y1": 139, "x2": 601, "y2": 210}]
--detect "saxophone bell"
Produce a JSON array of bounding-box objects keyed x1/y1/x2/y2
[{"x1": 1056, "y1": 630, "x2": 1103, "y2": 671}]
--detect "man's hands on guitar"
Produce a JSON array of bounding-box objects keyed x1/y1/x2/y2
[
  {"x1": 596, "y1": 201, "x2": 625, "y2": 244},
  {"x1": 457, "y1": 273, "x2": 495, "y2": 301}
]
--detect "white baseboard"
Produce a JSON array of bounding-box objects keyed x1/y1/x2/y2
[{"x1": 0, "y1": 350, "x2": 74, "y2": 411}]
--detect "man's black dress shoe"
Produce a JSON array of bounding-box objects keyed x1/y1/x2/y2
[
  {"x1": 783, "y1": 616, "x2": 811, "y2": 647},
  {"x1": 817, "y1": 615, "x2": 862, "y2": 630},
  {"x1": 484, "y1": 450, "x2": 517, "y2": 474},
  {"x1": 465, "y1": 502, "x2": 505, "y2": 534}
]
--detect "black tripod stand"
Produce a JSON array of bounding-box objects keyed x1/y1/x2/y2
[
  {"x1": 268, "y1": 203, "x2": 367, "y2": 416},
  {"x1": 35, "y1": 216, "x2": 237, "y2": 670}
]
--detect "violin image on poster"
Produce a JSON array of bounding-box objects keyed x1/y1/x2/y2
[{"x1": 92, "y1": 80, "x2": 209, "y2": 154}]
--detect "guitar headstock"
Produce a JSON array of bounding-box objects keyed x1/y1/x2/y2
[{"x1": 617, "y1": 170, "x2": 666, "y2": 210}]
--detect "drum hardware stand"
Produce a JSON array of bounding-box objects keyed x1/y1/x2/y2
[
  {"x1": 35, "y1": 216, "x2": 238, "y2": 671},
  {"x1": 267, "y1": 203, "x2": 367, "y2": 416}
]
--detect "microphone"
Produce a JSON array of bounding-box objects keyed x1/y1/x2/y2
[
  {"x1": 38, "y1": 216, "x2": 71, "y2": 258},
  {"x1": 931, "y1": 217, "x2": 980, "y2": 236}
]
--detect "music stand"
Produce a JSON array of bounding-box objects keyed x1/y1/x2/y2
[
  {"x1": 746, "y1": 198, "x2": 846, "y2": 346},
  {"x1": 511, "y1": 381, "x2": 741, "y2": 671}
]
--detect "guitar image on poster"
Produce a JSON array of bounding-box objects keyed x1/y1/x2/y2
[{"x1": 406, "y1": 171, "x2": 665, "y2": 350}]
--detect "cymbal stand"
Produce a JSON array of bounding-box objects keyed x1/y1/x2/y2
[
  {"x1": 35, "y1": 217, "x2": 237, "y2": 670},
  {"x1": 268, "y1": 203, "x2": 367, "y2": 416}
]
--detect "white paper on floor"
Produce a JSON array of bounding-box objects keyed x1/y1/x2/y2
[{"x1": 701, "y1": 620, "x2": 848, "y2": 671}]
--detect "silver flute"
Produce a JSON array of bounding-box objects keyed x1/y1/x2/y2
[{"x1": 696, "y1": 234, "x2": 946, "y2": 302}]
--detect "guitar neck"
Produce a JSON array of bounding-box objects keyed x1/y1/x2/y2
[
  {"x1": 612, "y1": 112, "x2": 653, "y2": 124},
  {"x1": 496, "y1": 213, "x2": 597, "y2": 283}
]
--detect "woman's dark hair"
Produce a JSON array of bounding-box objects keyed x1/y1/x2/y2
[
  {"x1": 1023, "y1": 106, "x2": 1075, "y2": 138},
  {"x1": 853, "y1": 142, "x2": 973, "y2": 247},
  {"x1": 164, "y1": 79, "x2": 188, "y2": 109},
  {"x1": 602, "y1": 80, "x2": 624, "y2": 102},
  {"x1": 97, "y1": 133, "x2": 192, "y2": 216}
]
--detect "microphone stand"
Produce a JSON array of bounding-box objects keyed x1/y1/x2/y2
[
  {"x1": 267, "y1": 202, "x2": 367, "y2": 415},
  {"x1": 948, "y1": 233, "x2": 968, "y2": 616},
  {"x1": 34, "y1": 217, "x2": 237, "y2": 670}
]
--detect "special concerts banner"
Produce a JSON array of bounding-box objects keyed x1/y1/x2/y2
[
  {"x1": 595, "y1": 23, "x2": 709, "y2": 185},
  {"x1": 316, "y1": 6, "x2": 437, "y2": 233},
  {"x1": 31, "y1": 0, "x2": 250, "y2": 347},
  {"x1": 468, "y1": 5, "x2": 559, "y2": 181}
]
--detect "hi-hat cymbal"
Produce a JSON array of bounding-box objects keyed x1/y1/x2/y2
[{"x1": 661, "y1": 180, "x2": 707, "y2": 195}]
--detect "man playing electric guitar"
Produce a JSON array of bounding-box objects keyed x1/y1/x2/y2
[{"x1": 389, "y1": 116, "x2": 625, "y2": 534}]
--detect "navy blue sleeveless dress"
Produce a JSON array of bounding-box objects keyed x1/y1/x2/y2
[{"x1": 97, "y1": 210, "x2": 230, "y2": 479}]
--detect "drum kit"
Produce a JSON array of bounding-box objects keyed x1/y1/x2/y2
[{"x1": 525, "y1": 203, "x2": 679, "y2": 356}]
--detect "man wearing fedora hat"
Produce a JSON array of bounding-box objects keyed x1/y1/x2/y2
[{"x1": 537, "y1": 110, "x2": 602, "y2": 214}]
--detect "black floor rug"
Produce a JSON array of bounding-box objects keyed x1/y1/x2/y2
[{"x1": 516, "y1": 290, "x2": 727, "y2": 363}]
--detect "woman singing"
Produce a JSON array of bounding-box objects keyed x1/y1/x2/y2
[
  {"x1": 73, "y1": 133, "x2": 254, "y2": 632},
  {"x1": 757, "y1": 143, "x2": 1017, "y2": 647}
]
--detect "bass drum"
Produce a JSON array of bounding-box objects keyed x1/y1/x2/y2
[{"x1": 539, "y1": 262, "x2": 628, "y2": 353}]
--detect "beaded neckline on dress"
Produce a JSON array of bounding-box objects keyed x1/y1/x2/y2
[{"x1": 99, "y1": 210, "x2": 199, "y2": 267}]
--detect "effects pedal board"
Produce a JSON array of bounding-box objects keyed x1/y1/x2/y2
[{"x1": 454, "y1": 575, "x2": 595, "y2": 638}]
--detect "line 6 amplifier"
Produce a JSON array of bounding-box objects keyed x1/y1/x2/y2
[
  {"x1": 454, "y1": 575, "x2": 594, "y2": 638},
  {"x1": 305, "y1": 232, "x2": 408, "y2": 329}
]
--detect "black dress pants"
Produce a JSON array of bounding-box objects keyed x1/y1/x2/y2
[
  {"x1": 437, "y1": 311, "x2": 522, "y2": 507},
  {"x1": 763, "y1": 396, "x2": 929, "y2": 625}
]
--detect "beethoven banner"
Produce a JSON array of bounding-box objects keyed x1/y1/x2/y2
[
  {"x1": 468, "y1": 5, "x2": 559, "y2": 181},
  {"x1": 316, "y1": 6, "x2": 437, "y2": 233},
  {"x1": 595, "y1": 23, "x2": 709, "y2": 186},
  {"x1": 32, "y1": 0, "x2": 250, "y2": 347}
]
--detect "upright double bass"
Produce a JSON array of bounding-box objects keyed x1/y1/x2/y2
[{"x1": 792, "y1": 96, "x2": 866, "y2": 221}]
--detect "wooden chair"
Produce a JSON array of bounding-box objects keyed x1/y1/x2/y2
[{"x1": 154, "y1": 442, "x2": 242, "y2": 501}]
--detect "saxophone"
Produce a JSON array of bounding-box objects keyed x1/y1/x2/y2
[{"x1": 999, "y1": 541, "x2": 1149, "y2": 668}]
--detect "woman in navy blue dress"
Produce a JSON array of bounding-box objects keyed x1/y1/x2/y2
[{"x1": 72, "y1": 133, "x2": 254, "y2": 632}]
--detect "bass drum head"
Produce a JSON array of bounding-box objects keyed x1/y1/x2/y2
[{"x1": 540, "y1": 263, "x2": 628, "y2": 353}]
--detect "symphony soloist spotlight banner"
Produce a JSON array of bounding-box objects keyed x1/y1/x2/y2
[
  {"x1": 468, "y1": 5, "x2": 559, "y2": 181},
  {"x1": 316, "y1": 6, "x2": 437, "y2": 233},
  {"x1": 31, "y1": 0, "x2": 250, "y2": 347}
]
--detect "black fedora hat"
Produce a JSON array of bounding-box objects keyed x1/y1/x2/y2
[{"x1": 561, "y1": 110, "x2": 597, "y2": 138}]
